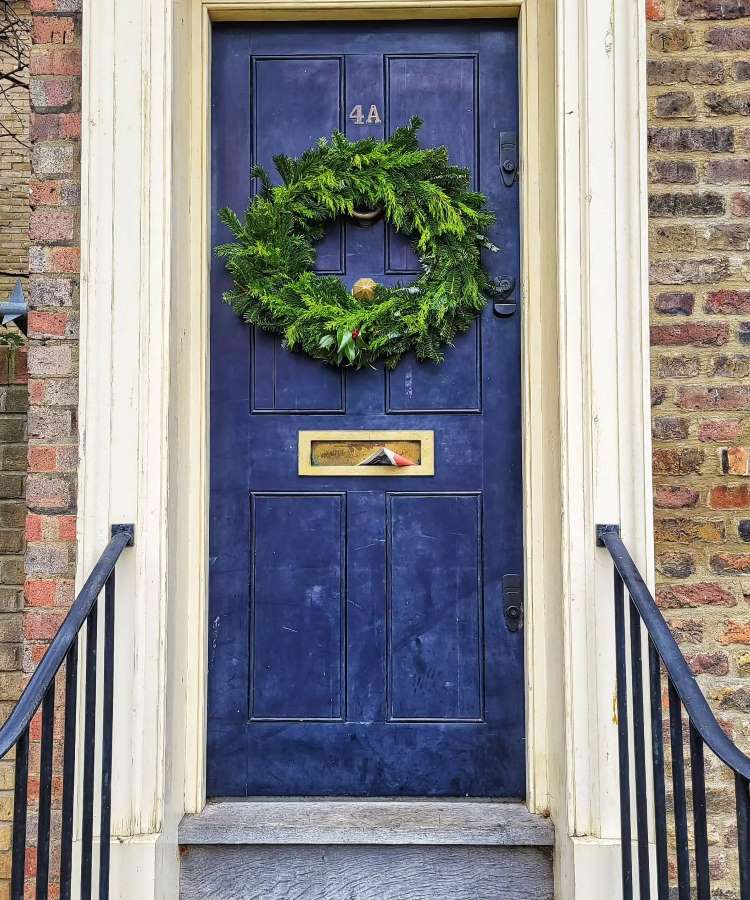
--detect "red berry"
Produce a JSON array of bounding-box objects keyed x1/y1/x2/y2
[{"x1": 352, "y1": 329, "x2": 360, "y2": 339}]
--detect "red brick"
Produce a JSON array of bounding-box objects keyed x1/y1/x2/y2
[
  {"x1": 23, "y1": 610, "x2": 67, "y2": 641},
  {"x1": 706, "y1": 159, "x2": 750, "y2": 184},
  {"x1": 667, "y1": 618, "x2": 704, "y2": 644},
  {"x1": 686, "y1": 651, "x2": 729, "y2": 676},
  {"x1": 30, "y1": 246, "x2": 80, "y2": 276},
  {"x1": 709, "y1": 485, "x2": 750, "y2": 508},
  {"x1": 676, "y1": 385, "x2": 750, "y2": 410},
  {"x1": 31, "y1": 16, "x2": 75, "y2": 45},
  {"x1": 678, "y1": 0, "x2": 750, "y2": 17},
  {"x1": 31, "y1": 77, "x2": 75, "y2": 110},
  {"x1": 29, "y1": 113, "x2": 80, "y2": 142},
  {"x1": 699, "y1": 420, "x2": 744, "y2": 442},
  {"x1": 25, "y1": 515, "x2": 43, "y2": 543},
  {"x1": 57, "y1": 516, "x2": 75, "y2": 542},
  {"x1": 707, "y1": 27, "x2": 750, "y2": 50},
  {"x1": 29, "y1": 179, "x2": 62, "y2": 207},
  {"x1": 31, "y1": 0, "x2": 77, "y2": 8},
  {"x1": 720, "y1": 446, "x2": 750, "y2": 475},
  {"x1": 732, "y1": 191, "x2": 750, "y2": 216},
  {"x1": 652, "y1": 447, "x2": 704, "y2": 475},
  {"x1": 28, "y1": 381, "x2": 44, "y2": 404},
  {"x1": 718, "y1": 622, "x2": 750, "y2": 645},
  {"x1": 650, "y1": 323, "x2": 729, "y2": 346},
  {"x1": 30, "y1": 47, "x2": 81, "y2": 77},
  {"x1": 654, "y1": 292, "x2": 695, "y2": 315},
  {"x1": 705, "y1": 290, "x2": 750, "y2": 314},
  {"x1": 647, "y1": 0, "x2": 665, "y2": 20},
  {"x1": 654, "y1": 486, "x2": 700, "y2": 508},
  {"x1": 24, "y1": 580, "x2": 55, "y2": 608},
  {"x1": 30, "y1": 210, "x2": 74, "y2": 243},
  {"x1": 711, "y1": 552, "x2": 750, "y2": 574},
  {"x1": 28, "y1": 311, "x2": 70, "y2": 338},
  {"x1": 51, "y1": 247, "x2": 78, "y2": 273},
  {"x1": 656, "y1": 582, "x2": 737, "y2": 608},
  {"x1": 28, "y1": 447, "x2": 56, "y2": 473}
]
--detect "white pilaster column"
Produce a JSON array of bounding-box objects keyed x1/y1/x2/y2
[
  {"x1": 553, "y1": 0, "x2": 652, "y2": 893},
  {"x1": 79, "y1": 0, "x2": 176, "y2": 894}
]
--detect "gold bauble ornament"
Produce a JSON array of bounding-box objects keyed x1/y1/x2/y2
[{"x1": 352, "y1": 277, "x2": 378, "y2": 301}]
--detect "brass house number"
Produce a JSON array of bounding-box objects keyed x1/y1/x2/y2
[{"x1": 349, "y1": 104, "x2": 382, "y2": 126}]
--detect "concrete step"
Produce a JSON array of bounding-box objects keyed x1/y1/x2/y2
[{"x1": 178, "y1": 800, "x2": 554, "y2": 900}]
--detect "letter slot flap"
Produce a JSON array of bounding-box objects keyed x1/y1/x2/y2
[{"x1": 503, "y1": 574, "x2": 524, "y2": 632}]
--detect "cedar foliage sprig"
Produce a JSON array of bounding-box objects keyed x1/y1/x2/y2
[{"x1": 216, "y1": 117, "x2": 498, "y2": 368}]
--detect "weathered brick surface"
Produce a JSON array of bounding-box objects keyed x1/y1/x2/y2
[
  {"x1": 19, "y1": 0, "x2": 79, "y2": 894},
  {"x1": 0, "y1": 1, "x2": 30, "y2": 891},
  {"x1": 649, "y1": 0, "x2": 750, "y2": 891}
]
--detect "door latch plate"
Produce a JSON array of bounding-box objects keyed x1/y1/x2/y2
[
  {"x1": 503, "y1": 574, "x2": 523, "y2": 632},
  {"x1": 499, "y1": 132, "x2": 518, "y2": 187}
]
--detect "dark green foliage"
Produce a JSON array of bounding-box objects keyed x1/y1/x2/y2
[{"x1": 216, "y1": 117, "x2": 497, "y2": 368}]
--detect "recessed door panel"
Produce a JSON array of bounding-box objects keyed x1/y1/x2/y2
[
  {"x1": 250, "y1": 493, "x2": 345, "y2": 720},
  {"x1": 385, "y1": 55, "x2": 478, "y2": 274},
  {"x1": 387, "y1": 494, "x2": 483, "y2": 722}
]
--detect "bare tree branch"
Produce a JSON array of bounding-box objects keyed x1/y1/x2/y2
[{"x1": 0, "y1": 1, "x2": 29, "y2": 149}]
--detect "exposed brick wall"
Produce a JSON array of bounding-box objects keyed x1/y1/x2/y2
[
  {"x1": 648, "y1": 0, "x2": 750, "y2": 890},
  {"x1": 21, "y1": 0, "x2": 79, "y2": 894},
  {"x1": 0, "y1": 1, "x2": 30, "y2": 895},
  {"x1": 0, "y1": 346, "x2": 26, "y2": 896},
  {"x1": 0, "y1": 2, "x2": 29, "y2": 301},
  {"x1": 24, "y1": 0, "x2": 79, "y2": 663}
]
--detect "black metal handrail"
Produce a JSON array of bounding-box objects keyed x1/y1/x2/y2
[
  {"x1": 598, "y1": 524, "x2": 750, "y2": 900},
  {"x1": 2, "y1": 524, "x2": 134, "y2": 900}
]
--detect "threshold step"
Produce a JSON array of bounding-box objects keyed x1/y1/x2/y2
[{"x1": 178, "y1": 799, "x2": 554, "y2": 847}]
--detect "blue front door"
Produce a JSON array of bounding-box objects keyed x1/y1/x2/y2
[{"x1": 209, "y1": 20, "x2": 523, "y2": 798}]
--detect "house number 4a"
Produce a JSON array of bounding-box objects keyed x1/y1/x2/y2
[{"x1": 349, "y1": 104, "x2": 382, "y2": 125}]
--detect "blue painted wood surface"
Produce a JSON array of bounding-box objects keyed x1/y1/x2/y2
[{"x1": 209, "y1": 20, "x2": 523, "y2": 797}]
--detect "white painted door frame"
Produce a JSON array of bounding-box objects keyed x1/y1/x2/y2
[{"x1": 76, "y1": 1, "x2": 652, "y2": 897}]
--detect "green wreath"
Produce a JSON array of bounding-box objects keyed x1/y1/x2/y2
[{"x1": 216, "y1": 117, "x2": 498, "y2": 369}]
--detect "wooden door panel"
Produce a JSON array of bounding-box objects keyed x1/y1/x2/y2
[
  {"x1": 250, "y1": 493, "x2": 345, "y2": 721},
  {"x1": 387, "y1": 493, "x2": 483, "y2": 722},
  {"x1": 209, "y1": 20, "x2": 524, "y2": 798},
  {"x1": 385, "y1": 54, "x2": 478, "y2": 274}
]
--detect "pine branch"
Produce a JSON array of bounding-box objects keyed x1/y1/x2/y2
[{"x1": 216, "y1": 120, "x2": 496, "y2": 369}]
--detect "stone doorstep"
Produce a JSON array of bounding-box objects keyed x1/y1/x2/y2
[{"x1": 178, "y1": 799, "x2": 555, "y2": 848}]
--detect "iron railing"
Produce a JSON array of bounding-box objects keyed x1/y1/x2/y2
[
  {"x1": 1, "y1": 524, "x2": 134, "y2": 900},
  {"x1": 598, "y1": 524, "x2": 750, "y2": 900}
]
